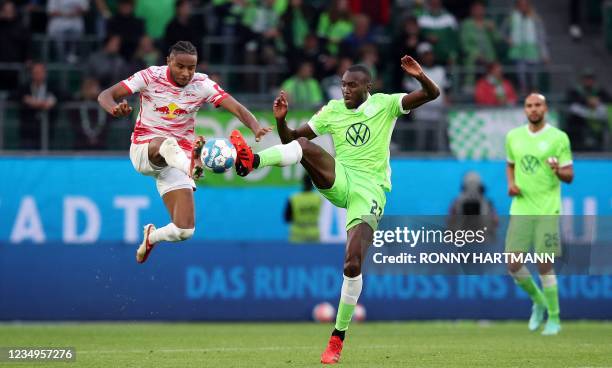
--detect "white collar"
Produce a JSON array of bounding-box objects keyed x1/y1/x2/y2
[
  {"x1": 349, "y1": 93, "x2": 371, "y2": 112},
  {"x1": 526, "y1": 123, "x2": 550, "y2": 136}
]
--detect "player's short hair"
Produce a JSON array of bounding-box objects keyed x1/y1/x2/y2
[
  {"x1": 169, "y1": 41, "x2": 197, "y2": 56},
  {"x1": 527, "y1": 92, "x2": 547, "y2": 103},
  {"x1": 346, "y1": 64, "x2": 372, "y2": 82}
]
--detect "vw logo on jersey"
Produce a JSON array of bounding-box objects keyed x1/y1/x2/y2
[
  {"x1": 346, "y1": 122, "x2": 371, "y2": 147},
  {"x1": 520, "y1": 155, "x2": 540, "y2": 174}
]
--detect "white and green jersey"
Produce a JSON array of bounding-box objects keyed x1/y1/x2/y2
[
  {"x1": 307, "y1": 93, "x2": 409, "y2": 191},
  {"x1": 505, "y1": 124, "x2": 573, "y2": 215}
]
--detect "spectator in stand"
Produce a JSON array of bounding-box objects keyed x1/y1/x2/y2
[
  {"x1": 280, "y1": 61, "x2": 323, "y2": 108},
  {"x1": 348, "y1": 0, "x2": 390, "y2": 30},
  {"x1": 86, "y1": 34, "x2": 128, "y2": 88},
  {"x1": 417, "y1": 0, "x2": 459, "y2": 65},
  {"x1": 211, "y1": 0, "x2": 247, "y2": 37},
  {"x1": 358, "y1": 43, "x2": 382, "y2": 91},
  {"x1": 135, "y1": 0, "x2": 175, "y2": 40},
  {"x1": 163, "y1": 0, "x2": 204, "y2": 59},
  {"x1": 106, "y1": 0, "x2": 145, "y2": 61},
  {"x1": 241, "y1": 0, "x2": 282, "y2": 66},
  {"x1": 503, "y1": 0, "x2": 549, "y2": 96},
  {"x1": 17, "y1": 62, "x2": 58, "y2": 149},
  {"x1": 474, "y1": 62, "x2": 518, "y2": 106},
  {"x1": 392, "y1": 15, "x2": 425, "y2": 90},
  {"x1": 290, "y1": 33, "x2": 330, "y2": 80},
  {"x1": 317, "y1": 0, "x2": 354, "y2": 56},
  {"x1": 0, "y1": 0, "x2": 30, "y2": 91},
  {"x1": 321, "y1": 56, "x2": 353, "y2": 100},
  {"x1": 460, "y1": 1, "x2": 501, "y2": 93},
  {"x1": 341, "y1": 14, "x2": 375, "y2": 59},
  {"x1": 403, "y1": 42, "x2": 449, "y2": 122},
  {"x1": 69, "y1": 77, "x2": 109, "y2": 150},
  {"x1": 281, "y1": 0, "x2": 317, "y2": 59},
  {"x1": 129, "y1": 35, "x2": 161, "y2": 72},
  {"x1": 566, "y1": 68, "x2": 611, "y2": 151},
  {"x1": 46, "y1": 0, "x2": 89, "y2": 63}
]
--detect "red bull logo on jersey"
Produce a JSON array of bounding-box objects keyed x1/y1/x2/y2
[{"x1": 154, "y1": 102, "x2": 189, "y2": 120}]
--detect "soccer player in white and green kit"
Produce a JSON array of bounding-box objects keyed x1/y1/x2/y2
[
  {"x1": 229, "y1": 56, "x2": 440, "y2": 364},
  {"x1": 505, "y1": 93, "x2": 574, "y2": 336}
]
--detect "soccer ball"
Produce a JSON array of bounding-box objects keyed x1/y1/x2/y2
[
  {"x1": 353, "y1": 303, "x2": 366, "y2": 322},
  {"x1": 200, "y1": 138, "x2": 237, "y2": 173},
  {"x1": 312, "y1": 302, "x2": 336, "y2": 323}
]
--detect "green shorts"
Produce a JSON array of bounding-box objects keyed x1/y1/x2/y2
[
  {"x1": 505, "y1": 215, "x2": 561, "y2": 256},
  {"x1": 316, "y1": 160, "x2": 387, "y2": 231}
]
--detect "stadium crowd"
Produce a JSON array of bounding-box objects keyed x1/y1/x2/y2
[{"x1": 0, "y1": 0, "x2": 609, "y2": 151}]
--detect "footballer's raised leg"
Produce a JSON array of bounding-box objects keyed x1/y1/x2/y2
[
  {"x1": 134, "y1": 136, "x2": 202, "y2": 263},
  {"x1": 98, "y1": 41, "x2": 270, "y2": 264},
  {"x1": 235, "y1": 56, "x2": 439, "y2": 364}
]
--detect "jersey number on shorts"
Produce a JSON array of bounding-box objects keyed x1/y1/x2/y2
[
  {"x1": 544, "y1": 233, "x2": 559, "y2": 248},
  {"x1": 370, "y1": 200, "x2": 383, "y2": 220}
]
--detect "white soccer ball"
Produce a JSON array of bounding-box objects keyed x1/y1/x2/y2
[
  {"x1": 353, "y1": 303, "x2": 366, "y2": 322},
  {"x1": 312, "y1": 302, "x2": 336, "y2": 323},
  {"x1": 200, "y1": 138, "x2": 237, "y2": 173}
]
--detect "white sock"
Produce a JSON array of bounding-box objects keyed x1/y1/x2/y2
[
  {"x1": 279, "y1": 140, "x2": 303, "y2": 166},
  {"x1": 148, "y1": 223, "x2": 194, "y2": 244},
  {"x1": 159, "y1": 138, "x2": 191, "y2": 175},
  {"x1": 340, "y1": 274, "x2": 363, "y2": 305},
  {"x1": 539, "y1": 270, "x2": 557, "y2": 288},
  {"x1": 509, "y1": 265, "x2": 532, "y2": 281},
  {"x1": 258, "y1": 140, "x2": 303, "y2": 167}
]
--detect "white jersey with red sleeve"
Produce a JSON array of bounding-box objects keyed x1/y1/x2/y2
[{"x1": 120, "y1": 65, "x2": 229, "y2": 155}]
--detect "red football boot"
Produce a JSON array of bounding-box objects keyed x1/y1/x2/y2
[
  {"x1": 190, "y1": 136, "x2": 206, "y2": 180},
  {"x1": 229, "y1": 129, "x2": 254, "y2": 177},
  {"x1": 320, "y1": 335, "x2": 343, "y2": 364},
  {"x1": 136, "y1": 224, "x2": 156, "y2": 264}
]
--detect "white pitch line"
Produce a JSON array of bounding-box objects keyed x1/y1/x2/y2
[{"x1": 78, "y1": 345, "x2": 403, "y2": 355}]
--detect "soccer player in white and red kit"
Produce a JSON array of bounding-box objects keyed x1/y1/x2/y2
[{"x1": 98, "y1": 41, "x2": 270, "y2": 263}]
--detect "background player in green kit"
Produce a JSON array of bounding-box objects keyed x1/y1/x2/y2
[
  {"x1": 229, "y1": 56, "x2": 440, "y2": 364},
  {"x1": 505, "y1": 93, "x2": 574, "y2": 336}
]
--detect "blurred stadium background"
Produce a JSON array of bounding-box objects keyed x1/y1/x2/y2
[{"x1": 1, "y1": 0, "x2": 612, "y2": 366}]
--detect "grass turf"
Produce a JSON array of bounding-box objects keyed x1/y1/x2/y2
[{"x1": 0, "y1": 322, "x2": 611, "y2": 367}]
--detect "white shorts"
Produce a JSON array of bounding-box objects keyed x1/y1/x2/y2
[{"x1": 129, "y1": 143, "x2": 195, "y2": 197}]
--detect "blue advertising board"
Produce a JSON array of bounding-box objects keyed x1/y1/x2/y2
[
  {"x1": 1, "y1": 242, "x2": 611, "y2": 320},
  {"x1": 1, "y1": 157, "x2": 611, "y2": 320},
  {"x1": 0, "y1": 157, "x2": 610, "y2": 242}
]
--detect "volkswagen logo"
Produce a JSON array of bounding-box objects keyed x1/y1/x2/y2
[
  {"x1": 520, "y1": 155, "x2": 540, "y2": 174},
  {"x1": 346, "y1": 123, "x2": 371, "y2": 147}
]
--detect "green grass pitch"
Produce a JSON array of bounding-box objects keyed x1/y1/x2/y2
[{"x1": 1, "y1": 322, "x2": 611, "y2": 367}]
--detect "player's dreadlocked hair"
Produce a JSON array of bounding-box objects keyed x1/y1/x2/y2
[
  {"x1": 347, "y1": 64, "x2": 372, "y2": 82},
  {"x1": 169, "y1": 41, "x2": 197, "y2": 56}
]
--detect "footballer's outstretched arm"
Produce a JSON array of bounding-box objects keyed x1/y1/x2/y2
[
  {"x1": 98, "y1": 82, "x2": 133, "y2": 117},
  {"x1": 399, "y1": 55, "x2": 440, "y2": 111},
  {"x1": 220, "y1": 97, "x2": 271, "y2": 142},
  {"x1": 273, "y1": 90, "x2": 316, "y2": 144}
]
